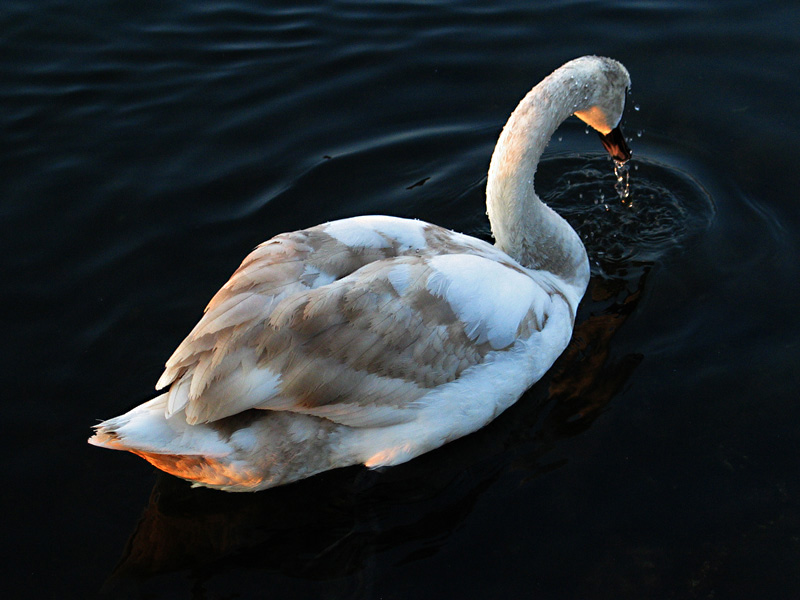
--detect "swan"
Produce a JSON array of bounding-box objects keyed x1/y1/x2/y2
[{"x1": 89, "y1": 56, "x2": 631, "y2": 492}]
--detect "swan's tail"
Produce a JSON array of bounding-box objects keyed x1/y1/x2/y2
[
  {"x1": 89, "y1": 394, "x2": 261, "y2": 490},
  {"x1": 89, "y1": 394, "x2": 231, "y2": 456},
  {"x1": 89, "y1": 394, "x2": 341, "y2": 491}
]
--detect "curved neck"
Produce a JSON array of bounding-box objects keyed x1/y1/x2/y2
[{"x1": 486, "y1": 66, "x2": 590, "y2": 285}]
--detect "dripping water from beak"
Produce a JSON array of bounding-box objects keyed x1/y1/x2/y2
[{"x1": 599, "y1": 125, "x2": 633, "y2": 203}]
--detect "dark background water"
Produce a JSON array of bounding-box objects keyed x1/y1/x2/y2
[{"x1": 4, "y1": 1, "x2": 799, "y2": 598}]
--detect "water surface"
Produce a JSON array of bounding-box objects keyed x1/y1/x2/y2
[{"x1": 3, "y1": 1, "x2": 800, "y2": 598}]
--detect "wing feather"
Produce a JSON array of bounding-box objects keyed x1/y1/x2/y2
[{"x1": 155, "y1": 217, "x2": 556, "y2": 427}]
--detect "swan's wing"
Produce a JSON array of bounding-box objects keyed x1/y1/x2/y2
[
  {"x1": 159, "y1": 251, "x2": 556, "y2": 428},
  {"x1": 157, "y1": 216, "x2": 450, "y2": 388},
  {"x1": 156, "y1": 220, "x2": 409, "y2": 402},
  {"x1": 157, "y1": 215, "x2": 505, "y2": 409}
]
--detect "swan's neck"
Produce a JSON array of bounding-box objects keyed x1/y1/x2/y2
[{"x1": 486, "y1": 68, "x2": 590, "y2": 285}]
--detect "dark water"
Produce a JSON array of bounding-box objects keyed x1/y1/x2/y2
[{"x1": 4, "y1": 1, "x2": 800, "y2": 598}]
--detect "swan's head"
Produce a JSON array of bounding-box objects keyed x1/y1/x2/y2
[{"x1": 570, "y1": 56, "x2": 632, "y2": 162}]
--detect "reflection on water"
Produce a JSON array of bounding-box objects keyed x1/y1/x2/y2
[
  {"x1": 548, "y1": 273, "x2": 647, "y2": 432},
  {"x1": 103, "y1": 459, "x2": 489, "y2": 588}
]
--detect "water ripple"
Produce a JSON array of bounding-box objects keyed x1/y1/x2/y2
[{"x1": 539, "y1": 155, "x2": 715, "y2": 277}]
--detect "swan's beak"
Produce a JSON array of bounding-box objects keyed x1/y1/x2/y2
[{"x1": 598, "y1": 125, "x2": 631, "y2": 163}]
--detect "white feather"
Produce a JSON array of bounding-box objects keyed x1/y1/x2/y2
[{"x1": 427, "y1": 254, "x2": 544, "y2": 349}]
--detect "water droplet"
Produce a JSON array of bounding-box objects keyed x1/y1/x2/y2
[
  {"x1": 558, "y1": 136, "x2": 563, "y2": 142},
  {"x1": 634, "y1": 104, "x2": 640, "y2": 111},
  {"x1": 636, "y1": 130, "x2": 643, "y2": 138}
]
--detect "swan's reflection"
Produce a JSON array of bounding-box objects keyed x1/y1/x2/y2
[{"x1": 101, "y1": 266, "x2": 647, "y2": 595}]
